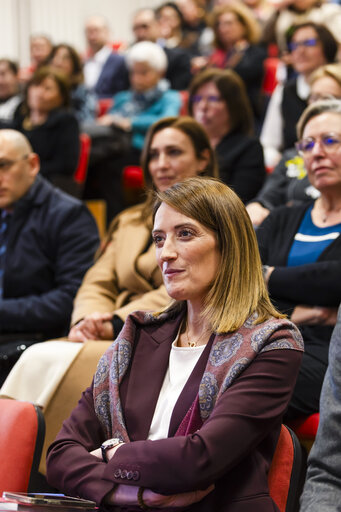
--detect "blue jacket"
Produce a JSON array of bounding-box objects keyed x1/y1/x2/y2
[
  {"x1": 94, "y1": 53, "x2": 129, "y2": 99},
  {"x1": 0, "y1": 176, "x2": 100, "y2": 340},
  {"x1": 110, "y1": 89, "x2": 181, "y2": 150}
]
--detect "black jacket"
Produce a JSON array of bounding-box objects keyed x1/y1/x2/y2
[
  {"x1": 0, "y1": 176, "x2": 99, "y2": 340},
  {"x1": 12, "y1": 107, "x2": 80, "y2": 180},
  {"x1": 252, "y1": 147, "x2": 317, "y2": 210},
  {"x1": 257, "y1": 202, "x2": 341, "y2": 359},
  {"x1": 216, "y1": 130, "x2": 266, "y2": 203}
]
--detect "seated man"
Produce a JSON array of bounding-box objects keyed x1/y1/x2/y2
[
  {"x1": 0, "y1": 129, "x2": 99, "y2": 383},
  {"x1": 300, "y1": 303, "x2": 341, "y2": 511},
  {"x1": 83, "y1": 15, "x2": 129, "y2": 99},
  {"x1": 0, "y1": 59, "x2": 21, "y2": 123}
]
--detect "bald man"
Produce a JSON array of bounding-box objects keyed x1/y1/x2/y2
[
  {"x1": 84, "y1": 15, "x2": 129, "y2": 98},
  {"x1": 0, "y1": 130, "x2": 99, "y2": 383}
]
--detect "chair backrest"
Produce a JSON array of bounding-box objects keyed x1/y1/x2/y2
[
  {"x1": 268, "y1": 424, "x2": 306, "y2": 512},
  {"x1": 85, "y1": 199, "x2": 107, "y2": 240},
  {"x1": 74, "y1": 133, "x2": 92, "y2": 185},
  {"x1": 97, "y1": 98, "x2": 114, "y2": 118},
  {"x1": 0, "y1": 399, "x2": 45, "y2": 493},
  {"x1": 287, "y1": 413, "x2": 319, "y2": 453}
]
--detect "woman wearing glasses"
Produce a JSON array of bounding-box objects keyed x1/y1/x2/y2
[
  {"x1": 257, "y1": 99, "x2": 341, "y2": 420},
  {"x1": 189, "y1": 68, "x2": 266, "y2": 203},
  {"x1": 247, "y1": 63, "x2": 341, "y2": 227},
  {"x1": 260, "y1": 22, "x2": 338, "y2": 170}
]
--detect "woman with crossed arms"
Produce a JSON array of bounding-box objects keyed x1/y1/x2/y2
[{"x1": 46, "y1": 177, "x2": 303, "y2": 511}]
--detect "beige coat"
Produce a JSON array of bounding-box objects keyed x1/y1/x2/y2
[
  {"x1": 1, "y1": 204, "x2": 172, "y2": 475},
  {"x1": 71, "y1": 204, "x2": 171, "y2": 325}
]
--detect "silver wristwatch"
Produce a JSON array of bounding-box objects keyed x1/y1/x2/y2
[{"x1": 101, "y1": 438, "x2": 122, "y2": 462}]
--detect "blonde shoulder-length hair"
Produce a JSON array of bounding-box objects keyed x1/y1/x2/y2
[{"x1": 153, "y1": 177, "x2": 284, "y2": 333}]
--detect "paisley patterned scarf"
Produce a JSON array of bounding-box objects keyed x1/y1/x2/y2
[{"x1": 93, "y1": 308, "x2": 303, "y2": 440}]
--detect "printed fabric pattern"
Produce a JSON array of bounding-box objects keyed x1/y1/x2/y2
[{"x1": 93, "y1": 308, "x2": 303, "y2": 439}]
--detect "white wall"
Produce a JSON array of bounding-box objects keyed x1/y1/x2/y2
[{"x1": 2, "y1": 0, "x2": 161, "y2": 66}]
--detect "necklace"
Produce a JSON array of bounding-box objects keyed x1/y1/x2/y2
[
  {"x1": 184, "y1": 321, "x2": 210, "y2": 348},
  {"x1": 320, "y1": 206, "x2": 341, "y2": 223}
]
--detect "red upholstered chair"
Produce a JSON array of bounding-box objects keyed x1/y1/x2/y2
[
  {"x1": 122, "y1": 165, "x2": 145, "y2": 207},
  {"x1": 74, "y1": 133, "x2": 91, "y2": 186},
  {"x1": 0, "y1": 399, "x2": 45, "y2": 493},
  {"x1": 97, "y1": 98, "x2": 114, "y2": 118},
  {"x1": 268, "y1": 424, "x2": 306, "y2": 512},
  {"x1": 288, "y1": 413, "x2": 320, "y2": 453}
]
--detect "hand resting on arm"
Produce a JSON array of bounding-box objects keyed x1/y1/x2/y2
[
  {"x1": 68, "y1": 312, "x2": 114, "y2": 342},
  {"x1": 90, "y1": 443, "x2": 214, "y2": 508}
]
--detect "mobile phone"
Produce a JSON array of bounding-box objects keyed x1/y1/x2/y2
[{"x1": 2, "y1": 493, "x2": 96, "y2": 509}]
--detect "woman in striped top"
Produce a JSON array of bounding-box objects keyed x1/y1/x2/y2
[{"x1": 257, "y1": 99, "x2": 341, "y2": 419}]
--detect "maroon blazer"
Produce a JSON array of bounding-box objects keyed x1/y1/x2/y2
[{"x1": 46, "y1": 314, "x2": 302, "y2": 511}]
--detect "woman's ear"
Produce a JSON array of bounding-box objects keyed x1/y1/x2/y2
[{"x1": 198, "y1": 148, "x2": 210, "y2": 173}]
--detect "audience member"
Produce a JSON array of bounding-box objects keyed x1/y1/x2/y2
[
  {"x1": 189, "y1": 68, "x2": 265, "y2": 202},
  {"x1": 19, "y1": 34, "x2": 53, "y2": 83},
  {"x1": 155, "y1": 1, "x2": 200, "y2": 57},
  {"x1": 45, "y1": 177, "x2": 303, "y2": 511},
  {"x1": 10, "y1": 67, "x2": 80, "y2": 189},
  {"x1": 248, "y1": 63, "x2": 341, "y2": 226},
  {"x1": 300, "y1": 303, "x2": 341, "y2": 512},
  {"x1": 88, "y1": 41, "x2": 181, "y2": 221},
  {"x1": 83, "y1": 15, "x2": 129, "y2": 99},
  {"x1": 175, "y1": 0, "x2": 214, "y2": 55},
  {"x1": 261, "y1": 22, "x2": 338, "y2": 168},
  {"x1": 0, "y1": 116, "x2": 217, "y2": 412},
  {"x1": 241, "y1": 0, "x2": 275, "y2": 29},
  {"x1": 257, "y1": 100, "x2": 341, "y2": 419},
  {"x1": 263, "y1": 0, "x2": 341, "y2": 54},
  {"x1": 48, "y1": 43, "x2": 96, "y2": 123},
  {"x1": 0, "y1": 59, "x2": 21, "y2": 122},
  {"x1": 192, "y1": 1, "x2": 267, "y2": 122},
  {"x1": 132, "y1": 8, "x2": 192, "y2": 90},
  {"x1": 0, "y1": 129, "x2": 99, "y2": 384}
]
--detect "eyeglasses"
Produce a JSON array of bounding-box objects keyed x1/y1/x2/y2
[
  {"x1": 295, "y1": 133, "x2": 341, "y2": 155},
  {"x1": 191, "y1": 94, "x2": 223, "y2": 104},
  {"x1": 0, "y1": 154, "x2": 28, "y2": 173},
  {"x1": 288, "y1": 38, "x2": 318, "y2": 52}
]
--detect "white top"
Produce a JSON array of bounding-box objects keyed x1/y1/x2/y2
[
  {"x1": 83, "y1": 45, "x2": 112, "y2": 90},
  {"x1": 148, "y1": 332, "x2": 206, "y2": 441},
  {"x1": 0, "y1": 95, "x2": 21, "y2": 121},
  {"x1": 260, "y1": 74, "x2": 310, "y2": 169}
]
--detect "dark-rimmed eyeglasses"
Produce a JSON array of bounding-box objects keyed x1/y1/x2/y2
[
  {"x1": 191, "y1": 95, "x2": 223, "y2": 104},
  {"x1": 295, "y1": 133, "x2": 341, "y2": 155},
  {"x1": 288, "y1": 38, "x2": 318, "y2": 52}
]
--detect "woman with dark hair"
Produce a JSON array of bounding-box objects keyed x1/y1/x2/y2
[
  {"x1": 189, "y1": 67, "x2": 265, "y2": 202},
  {"x1": 263, "y1": 0, "x2": 341, "y2": 55},
  {"x1": 192, "y1": 1, "x2": 267, "y2": 121},
  {"x1": 48, "y1": 43, "x2": 96, "y2": 122},
  {"x1": 260, "y1": 22, "x2": 338, "y2": 169},
  {"x1": 10, "y1": 66, "x2": 79, "y2": 183},
  {"x1": 46, "y1": 176, "x2": 303, "y2": 511},
  {"x1": 156, "y1": 1, "x2": 203, "y2": 57}
]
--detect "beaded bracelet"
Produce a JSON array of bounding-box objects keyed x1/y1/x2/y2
[{"x1": 137, "y1": 487, "x2": 149, "y2": 510}]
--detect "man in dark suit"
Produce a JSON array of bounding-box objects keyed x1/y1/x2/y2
[
  {"x1": 132, "y1": 8, "x2": 192, "y2": 91},
  {"x1": 84, "y1": 15, "x2": 129, "y2": 99},
  {"x1": 0, "y1": 129, "x2": 99, "y2": 382}
]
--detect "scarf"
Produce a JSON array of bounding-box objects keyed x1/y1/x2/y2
[
  {"x1": 116, "y1": 79, "x2": 170, "y2": 119},
  {"x1": 93, "y1": 308, "x2": 303, "y2": 440}
]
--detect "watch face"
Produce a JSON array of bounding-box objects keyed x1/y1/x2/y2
[{"x1": 101, "y1": 438, "x2": 121, "y2": 462}]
